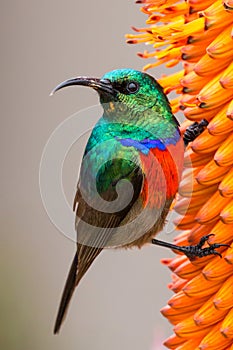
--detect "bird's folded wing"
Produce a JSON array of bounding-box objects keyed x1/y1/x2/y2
[{"x1": 73, "y1": 161, "x2": 144, "y2": 250}]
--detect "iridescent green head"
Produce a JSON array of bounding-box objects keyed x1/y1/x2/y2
[
  {"x1": 100, "y1": 69, "x2": 170, "y2": 111},
  {"x1": 52, "y1": 69, "x2": 173, "y2": 121}
]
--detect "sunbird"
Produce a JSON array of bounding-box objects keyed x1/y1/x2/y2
[{"x1": 51, "y1": 69, "x2": 227, "y2": 333}]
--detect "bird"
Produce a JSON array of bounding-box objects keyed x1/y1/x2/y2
[{"x1": 51, "y1": 68, "x2": 227, "y2": 334}]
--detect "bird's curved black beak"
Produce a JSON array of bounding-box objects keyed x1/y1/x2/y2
[{"x1": 50, "y1": 77, "x2": 114, "y2": 96}]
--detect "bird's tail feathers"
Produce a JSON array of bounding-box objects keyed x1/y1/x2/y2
[
  {"x1": 53, "y1": 253, "x2": 78, "y2": 334},
  {"x1": 54, "y1": 245, "x2": 103, "y2": 334}
]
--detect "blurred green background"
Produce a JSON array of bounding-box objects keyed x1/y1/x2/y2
[{"x1": 1, "y1": 1, "x2": 179, "y2": 349}]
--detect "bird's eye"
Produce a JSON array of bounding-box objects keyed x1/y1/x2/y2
[{"x1": 127, "y1": 81, "x2": 139, "y2": 94}]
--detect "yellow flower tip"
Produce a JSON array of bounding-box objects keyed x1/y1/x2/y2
[
  {"x1": 221, "y1": 308, "x2": 233, "y2": 338},
  {"x1": 130, "y1": 26, "x2": 143, "y2": 33},
  {"x1": 214, "y1": 296, "x2": 233, "y2": 312},
  {"x1": 166, "y1": 59, "x2": 180, "y2": 68},
  {"x1": 207, "y1": 116, "x2": 233, "y2": 136},
  {"x1": 188, "y1": 222, "x2": 216, "y2": 246},
  {"x1": 161, "y1": 255, "x2": 187, "y2": 271},
  {"x1": 196, "y1": 160, "x2": 230, "y2": 186},
  {"x1": 174, "y1": 259, "x2": 202, "y2": 280},
  {"x1": 181, "y1": 102, "x2": 198, "y2": 109},
  {"x1": 227, "y1": 99, "x2": 233, "y2": 119},
  {"x1": 161, "y1": 257, "x2": 174, "y2": 266},
  {"x1": 224, "y1": 247, "x2": 233, "y2": 264},
  {"x1": 173, "y1": 230, "x2": 190, "y2": 243},
  {"x1": 220, "y1": 78, "x2": 233, "y2": 90},
  {"x1": 137, "y1": 52, "x2": 147, "y2": 58},
  {"x1": 210, "y1": 221, "x2": 233, "y2": 246},
  {"x1": 161, "y1": 305, "x2": 195, "y2": 325},
  {"x1": 195, "y1": 190, "x2": 232, "y2": 224},
  {"x1": 163, "y1": 333, "x2": 185, "y2": 349},
  {"x1": 180, "y1": 71, "x2": 210, "y2": 95},
  {"x1": 191, "y1": 132, "x2": 227, "y2": 155},
  {"x1": 194, "y1": 293, "x2": 229, "y2": 327},
  {"x1": 183, "y1": 273, "x2": 223, "y2": 298},
  {"x1": 174, "y1": 196, "x2": 205, "y2": 217},
  {"x1": 213, "y1": 298, "x2": 222, "y2": 309},
  {"x1": 203, "y1": 0, "x2": 233, "y2": 30},
  {"x1": 223, "y1": 0, "x2": 233, "y2": 10},
  {"x1": 213, "y1": 276, "x2": 233, "y2": 310},
  {"x1": 184, "y1": 105, "x2": 222, "y2": 121},
  {"x1": 126, "y1": 39, "x2": 139, "y2": 44},
  {"x1": 221, "y1": 327, "x2": 232, "y2": 339},
  {"x1": 202, "y1": 250, "x2": 233, "y2": 281},
  {"x1": 167, "y1": 274, "x2": 187, "y2": 293},
  {"x1": 214, "y1": 133, "x2": 233, "y2": 167},
  {"x1": 199, "y1": 319, "x2": 233, "y2": 348},
  {"x1": 197, "y1": 83, "x2": 233, "y2": 110},
  {"x1": 220, "y1": 204, "x2": 233, "y2": 224},
  {"x1": 135, "y1": 0, "x2": 147, "y2": 4},
  {"x1": 194, "y1": 53, "x2": 231, "y2": 77},
  {"x1": 206, "y1": 25, "x2": 233, "y2": 58},
  {"x1": 219, "y1": 168, "x2": 233, "y2": 197},
  {"x1": 168, "y1": 290, "x2": 200, "y2": 310},
  {"x1": 220, "y1": 63, "x2": 233, "y2": 89},
  {"x1": 143, "y1": 63, "x2": 154, "y2": 71},
  {"x1": 173, "y1": 214, "x2": 197, "y2": 231},
  {"x1": 146, "y1": 14, "x2": 161, "y2": 24},
  {"x1": 174, "y1": 315, "x2": 212, "y2": 339},
  {"x1": 176, "y1": 338, "x2": 204, "y2": 350}
]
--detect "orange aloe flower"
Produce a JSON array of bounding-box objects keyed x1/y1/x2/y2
[{"x1": 127, "y1": 0, "x2": 233, "y2": 349}]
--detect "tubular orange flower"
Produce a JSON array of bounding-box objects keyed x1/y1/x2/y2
[{"x1": 127, "y1": 0, "x2": 233, "y2": 348}]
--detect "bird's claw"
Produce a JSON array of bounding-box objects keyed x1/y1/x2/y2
[
  {"x1": 151, "y1": 234, "x2": 230, "y2": 260},
  {"x1": 179, "y1": 234, "x2": 230, "y2": 260},
  {"x1": 183, "y1": 119, "x2": 208, "y2": 146}
]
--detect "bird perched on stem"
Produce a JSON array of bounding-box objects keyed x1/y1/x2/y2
[{"x1": 51, "y1": 69, "x2": 227, "y2": 333}]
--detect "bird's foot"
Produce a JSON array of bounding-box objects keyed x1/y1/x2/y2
[
  {"x1": 183, "y1": 119, "x2": 208, "y2": 147},
  {"x1": 152, "y1": 234, "x2": 230, "y2": 260}
]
